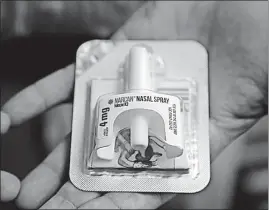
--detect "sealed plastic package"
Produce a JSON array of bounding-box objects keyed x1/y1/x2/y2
[{"x1": 69, "y1": 40, "x2": 210, "y2": 193}]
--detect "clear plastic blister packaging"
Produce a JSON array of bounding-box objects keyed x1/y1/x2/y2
[{"x1": 70, "y1": 40, "x2": 210, "y2": 193}]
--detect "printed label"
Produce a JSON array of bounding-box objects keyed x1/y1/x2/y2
[
  {"x1": 112, "y1": 95, "x2": 170, "y2": 108},
  {"x1": 91, "y1": 87, "x2": 191, "y2": 174},
  {"x1": 168, "y1": 104, "x2": 178, "y2": 135},
  {"x1": 96, "y1": 92, "x2": 184, "y2": 150},
  {"x1": 98, "y1": 107, "x2": 110, "y2": 138}
]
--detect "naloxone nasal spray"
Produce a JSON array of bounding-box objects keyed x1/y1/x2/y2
[{"x1": 69, "y1": 40, "x2": 210, "y2": 193}]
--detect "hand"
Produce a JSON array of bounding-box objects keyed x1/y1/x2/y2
[
  {"x1": 232, "y1": 116, "x2": 268, "y2": 210},
  {"x1": 2, "y1": 1, "x2": 267, "y2": 209},
  {"x1": 1, "y1": 112, "x2": 21, "y2": 202}
]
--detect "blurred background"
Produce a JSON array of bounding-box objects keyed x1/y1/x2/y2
[{"x1": 1, "y1": 1, "x2": 268, "y2": 210}]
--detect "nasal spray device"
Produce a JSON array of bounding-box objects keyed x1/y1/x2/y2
[
  {"x1": 95, "y1": 46, "x2": 184, "y2": 162},
  {"x1": 127, "y1": 47, "x2": 153, "y2": 154},
  {"x1": 69, "y1": 40, "x2": 210, "y2": 193}
]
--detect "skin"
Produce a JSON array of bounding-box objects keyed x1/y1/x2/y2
[
  {"x1": 1, "y1": 112, "x2": 21, "y2": 202},
  {"x1": 0, "y1": 1, "x2": 267, "y2": 209}
]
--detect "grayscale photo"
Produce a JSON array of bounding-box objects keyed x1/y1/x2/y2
[{"x1": 1, "y1": 1, "x2": 268, "y2": 209}]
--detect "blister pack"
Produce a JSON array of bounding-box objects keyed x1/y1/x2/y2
[{"x1": 70, "y1": 40, "x2": 210, "y2": 193}]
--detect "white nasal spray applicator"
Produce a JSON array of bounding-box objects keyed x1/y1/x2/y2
[
  {"x1": 95, "y1": 45, "x2": 184, "y2": 161},
  {"x1": 127, "y1": 46, "x2": 152, "y2": 154}
]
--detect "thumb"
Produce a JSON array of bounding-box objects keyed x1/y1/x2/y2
[
  {"x1": 0, "y1": 171, "x2": 21, "y2": 202},
  {"x1": 1, "y1": 111, "x2": 11, "y2": 134}
]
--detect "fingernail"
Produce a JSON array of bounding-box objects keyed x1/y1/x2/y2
[{"x1": 1, "y1": 111, "x2": 11, "y2": 134}]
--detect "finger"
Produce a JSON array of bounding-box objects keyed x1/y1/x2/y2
[
  {"x1": 79, "y1": 192, "x2": 174, "y2": 209},
  {"x1": 1, "y1": 112, "x2": 21, "y2": 202},
  {"x1": 243, "y1": 168, "x2": 268, "y2": 194},
  {"x1": 0, "y1": 171, "x2": 21, "y2": 202},
  {"x1": 1, "y1": 111, "x2": 11, "y2": 134},
  {"x1": 2, "y1": 64, "x2": 75, "y2": 126},
  {"x1": 42, "y1": 103, "x2": 73, "y2": 153},
  {"x1": 16, "y1": 134, "x2": 71, "y2": 209},
  {"x1": 112, "y1": 1, "x2": 216, "y2": 47},
  {"x1": 40, "y1": 182, "x2": 99, "y2": 209}
]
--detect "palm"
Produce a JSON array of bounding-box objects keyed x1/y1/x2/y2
[
  {"x1": 2, "y1": 1, "x2": 267, "y2": 209},
  {"x1": 116, "y1": 1, "x2": 267, "y2": 158}
]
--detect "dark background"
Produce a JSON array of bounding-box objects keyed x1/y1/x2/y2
[
  {"x1": 1, "y1": 1, "x2": 268, "y2": 210},
  {"x1": 0, "y1": 34, "x2": 97, "y2": 210}
]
